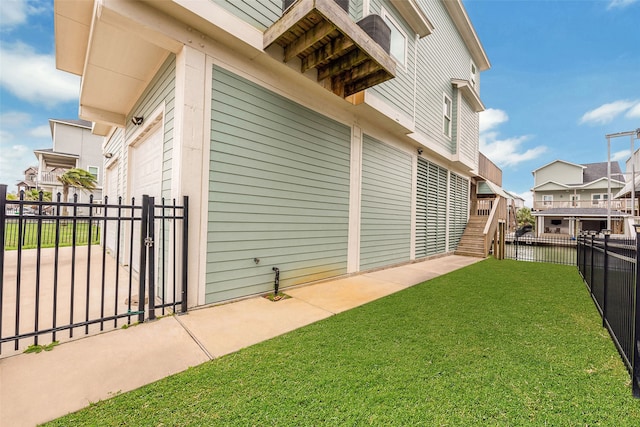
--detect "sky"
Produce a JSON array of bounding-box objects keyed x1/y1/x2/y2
[{"x1": 0, "y1": 0, "x2": 639, "y2": 206}]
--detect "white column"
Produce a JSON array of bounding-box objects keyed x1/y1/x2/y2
[
  {"x1": 347, "y1": 125, "x2": 363, "y2": 273},
  {"x1": 173, "y1": 45, "x2": 207, "y2": 307}
]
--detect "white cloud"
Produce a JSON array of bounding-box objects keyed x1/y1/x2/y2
[
  {"x1": 607, "y1": 0, "x2": 639, "y2": 9},
  {"x1": 611, "y1": 149, "x2": 631, "y2": 162},
  {"x1": 480, "y1": 135, "x2": 547, "y2": 168},
  {"x1": 479, "y1": 108, "x2": 508, "y2": 133},
  {"x1": 0, "y1": 111, "x2": 32, "y2": 127},
  {"x1": 28, "y1": 125, "x2": 51, "y2": 138},
  {"x1": 625, "y1": 102, "x2": 640, "y2": 119},
  {"x1": 479, "y1": 108, "x2": 547, "y2": 168},
  {"x1": 0, "y1": 141, "x2": 33, "y2": 188},
  {"x1": 579, "y1": 100, "x2": 638, "y2": 125},
  {"x1": 0, "y1": 0, "x2": 48, "y2": 30},
  {"x1": 0, "y1": 42, "x2": 80, "y2": 107}
]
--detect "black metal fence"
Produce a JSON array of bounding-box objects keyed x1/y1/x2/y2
[
  {"x1": 577, "y1": 232, "x2": 640, "y2": 397},
  {"x1": 0, "y1": 184, "x2": 188, "y2": 356},
  {"x1": 505, "y1": 234, "x2": 577, "y2": 265}
]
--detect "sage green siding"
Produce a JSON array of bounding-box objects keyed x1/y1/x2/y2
[
  {"x1": 360, "y1": 135, "x2": 412, "y2": 270},
  {"x1": 416, "y1": 158, "x2": 448, "y2": 258},
  {"x1": 367, "y1": 0, "x2": 416, "y2": 121},
  {"x1": 458, "y1": 96, "x2": 478, "y2": 164},
  {"x1": 211, "y1": 0, "x2": 280, "y2": 30},
  {"x1": 414, "y1": 0, "x2": 479, "y2": 155},
  {"x1": 211, "y1": 0, "x2": 360, "y2": 30},
  {"x1": 207, "y1": 66, "x2": 351, "y2": 303},
  {"x1": 448, "y1": 172, "x2": 469, "y2": 251}
]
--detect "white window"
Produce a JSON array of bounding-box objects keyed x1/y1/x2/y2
[
  {"x1": 570, "y1": 194, "x2": 579, "y2": 207},
  {"x1": 381, "y1": 8, "x2": 408, "y2": 67},
  {"x1": 592, "y1": 194, "x2": 608, "y2": 205},
  {"x1": 543, "y1": 195, "x2": 553, "y2": 206},
  {"x1": 443, "y1": 94, "x2": 452, "y2": 137},
  {"x1": 88, "y1": 166, "x2": 99, "y2": 181}
]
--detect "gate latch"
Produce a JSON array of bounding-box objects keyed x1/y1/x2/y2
[{"x1": 144, "y1": 237, "x2": 154, "y2": 248}]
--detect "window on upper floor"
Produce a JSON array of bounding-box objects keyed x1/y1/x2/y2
[
  {"x1": 443, "y1": 94, "x2": 452, "y2": 138},
  {"x1": 380, "y1": 8, "x2": 407, "y2": 68},
  {"x1": 88, "y1": 166, "x2": 99, "y2": 181},
  {"x1": 543, "y1": 195, "x2": 553, "y2": 206}
]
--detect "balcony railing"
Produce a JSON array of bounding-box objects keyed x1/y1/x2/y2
[
  {"x1": 533, "y1": 199, "x2": 632, "y2": 211},
  {"x1": 478, "y1": 153, "x2": 502, "y2": 187},
  {"x1": 38, "y1": 171, "x2": 65, "y2": 185}
]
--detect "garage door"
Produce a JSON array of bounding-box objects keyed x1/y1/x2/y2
[
  {"x1": 129, "y1": 125, "x2": 163, "y2": 273},
  {"x1": 360, "y1": 134, "x2": 412, "y2": 270},
  {"x1": 206, "y1": 66, "x2": 351, "y2": 303}
]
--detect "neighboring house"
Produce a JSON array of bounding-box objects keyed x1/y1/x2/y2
[
  {"x1": 16, "y1": 166, "x2": 39, "y2": 193},
  {"x1": 30, "y1": 119, "x2": 104, "y2": 204},
  {"x1": 503, "y1": 190, "x2": 525, "y2": 233},
  {"x1": 531, "y1": 160, "x2": 627, "y2": 236},
  {"x1": 55, "y1": 0, "x2": 492, "y2": 306}
]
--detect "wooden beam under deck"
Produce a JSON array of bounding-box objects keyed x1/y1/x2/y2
[{"x1": 264, "y1": 0, "x2": 395, "y2": 98}]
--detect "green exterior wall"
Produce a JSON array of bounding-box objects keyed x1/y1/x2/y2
[
  {"x1": 206, "y1": 66, "x2": 351, "y2": 303},
  {"x1": 360, "y1": 134, "x2": 412, "y2": 270}
]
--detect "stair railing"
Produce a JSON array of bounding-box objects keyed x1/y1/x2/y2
[{"x1": 482, "y1": 196, "x2": 507, "y2": 256}]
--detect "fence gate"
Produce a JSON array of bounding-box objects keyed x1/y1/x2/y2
[{"x1": 0, "y1": 184, "x2": 188, "y2": 356}]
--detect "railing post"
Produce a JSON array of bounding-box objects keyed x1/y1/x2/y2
[{"x1": 632, "y1": 224, "x2": 640, "y2": 398}]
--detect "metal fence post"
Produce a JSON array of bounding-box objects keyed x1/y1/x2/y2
[
  {"x1": 138, "y1": 195, "x2": 149, "y2": 324},
  {"x1": 0, "y1": 184, "x2": 6, "y2": 342},
  {"x1": 603, "y1": 231, "x2": 610, "y2": 328},
  {"x1": 633, "y1": 225, "x2": 640, "y2": 398},
  {"x1": 181, "y1": 196, "x2": 189, "y2": 314},
  {"x1": 147, "y1": 197, "x2": 156, "y2": 321}
]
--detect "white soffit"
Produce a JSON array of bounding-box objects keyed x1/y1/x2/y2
[{"x1": 54, "y1": 0, "x2": 94, "y2": 75}]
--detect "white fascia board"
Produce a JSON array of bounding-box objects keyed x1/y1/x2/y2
[
  {"x1": 363, "y1": 90, "x2": 415, "y2": 133},
  {"x1": 581, "y1": 177, "x2": 625, "y2": 190},
  {"x1": 389, "y1": 0, "x2": 434, "y2": 38},
  {"x1": 407, "y1": 132, "x2": 453, "y2": 164},
  {"x1": 441, "y1": 0, "x2": 490, "y2": 71},
  {"x1": 531, "y1": 180, "x2": 570, "y2": 190},
  {"x1": 451, "y1": 79, "x2": 484, "y2": 112}
]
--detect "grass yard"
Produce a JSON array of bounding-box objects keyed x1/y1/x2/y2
[
  {"x1": 46, "y1": 259, "x2": 640, "y2": 426},
  {"x1": 3, "y1": 220, "x2": 100, "y2": 250}
]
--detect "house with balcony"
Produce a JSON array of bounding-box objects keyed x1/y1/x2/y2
[
  {"x1": 531, "y1": 160, "x2": 628, "y2": 236},
  {"x1": 30, "y1": 119, "x2": 103, "y2": 203},
  {"x1": 55, "y1": 0, "x2": 493, "y2": 306}
]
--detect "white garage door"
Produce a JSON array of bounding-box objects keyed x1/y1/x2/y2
[{"x1": 129, "y1": 126, "x2": 163, "y2": 273}]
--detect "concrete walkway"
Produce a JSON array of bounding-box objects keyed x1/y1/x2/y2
[{"x1": 0, "y1": 255, "x2": 481, "y2": 426}]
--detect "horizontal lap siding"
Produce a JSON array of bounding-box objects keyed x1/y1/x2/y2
[
  {"x1": 207, "y1": 66, "x2": 350, "y2": 303},
  {"x1": 416, "y1": 158, "x2": 447, "y2": 258},
  {"x1": 211, "y1": 0, "x2": 281, "y2": 30},
  {"x1": 368, "y1": 0, "x2": 416, "y2": 121},
  {"x1": 448, "y1": 173, "x2": 469, "y2": 251},
  {"x1": 414, "y1": 0, "x2": 477, "y2": 155},
  {"x1": 360, "y1": 135, "x2": 412, "y2": 270},
  {"x1": 459, "y1": 97, "x2": 478, "y2": 165}
]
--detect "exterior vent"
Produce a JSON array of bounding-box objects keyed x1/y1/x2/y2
[
  {"x1": 283, "y1": 0, "x2": 349, "y2": 13},
  {"x1": 357, "y1": 15, "x2": 391, "y2": 54}
]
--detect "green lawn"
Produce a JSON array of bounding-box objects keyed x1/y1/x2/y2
[
  {"x1": 46, "y1": 259, "x2": 640, "y2": 426},
  {"x1": 3, "y1": 220, "x2": 100, "y2": 250}
]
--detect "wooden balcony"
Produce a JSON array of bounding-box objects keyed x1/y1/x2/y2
[
  {"x1": 533, "y1": 199, "x2": 632, "y2": 211},
  {"x1": 264, "y1": 0, "x2": 396, "y2": 98}
]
